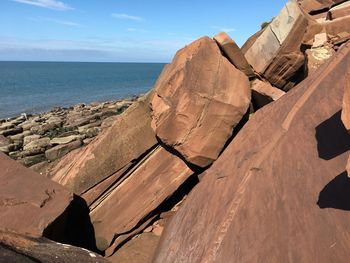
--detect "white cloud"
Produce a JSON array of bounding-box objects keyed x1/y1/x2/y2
[
  {"x1": 112, "y1": 13, "x2": 143, "y2": 21},
  {"x1": 127, "y1": 28, "x2": 136, "y2": 32},
  {"x1": 47, "y1": 18, "x2": 80, "y2": 27},
  {"x1": 12, "y1": 0, "x2": 73, "y2": 11},
  {"x1": 210, "y1": 26, "x2": 236, "y2": 33}
]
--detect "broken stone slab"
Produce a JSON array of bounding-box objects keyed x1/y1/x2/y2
[
  {"x1": 31, "y1": 122, "x2": 59, "y2": 135},
  {"x1": 8, "y1": 130, "x2": 32, "y2": 142},
  {"x1": 251, "y1": 79, "x2": 286, "y2": 109},
  {"x1": 50, "y1": 94, "x2": 157, "y2": 195},
  {"x1": 213, "y1": 32, "x2": 255, "y2": 78},
  {"x1": 313, "y1": 32, "x2": 329, "y2": 48},
  {"x1": 23, "y1": 137, "x2": 51, "y2": 156},
  {"x1": 23, "y1": 134, "x2": 41, "y2": 146},
  {"x1": 107, "y1": 233, "x2": 160, "y2": 263},
  {"x1": 50, "y1": 135, "x2": 83, "y2": 145},
  {"x1": 19, "y1": 153, "x2": 47, "y2": 167},
  {"x1": 45, "y1": 140, "x2": 82, "y2": 161},
  {"x1": 153, "y1": 42, "x2": 350, "y2": 263},
  {"x1": 0, "y1": 153, "x2": 73, "y2": 237},
  {"x1": 0, "y1": 127, "x2": 23, "y2": 136},
  {"x1": 90, "y1": 146, "x2": 194, "y2": 251},
  {"x1": 151, "y1": 36, "x2": 250, "y2": 167},
  {"x1": 0, "y1": 122, "x2": 14, "y2": 131},
  {"x1": 245, "y1": 0, "x2": 304, "y2": 74},
  {"x1": 306, "y1": 45, "x2": 336, "y2": 75},
  {"x1": 0, "y1": 230, "x2": 108, "y2": 263},
  {"x1": 328, "y1": 1, "x2": 350, "y2": 20},
  {"x1": 244, "y1": 0, "x2": 308, "y2": 90},
  {"x1": 77, "y1": 121, "x2": 102, "y2": 133}
]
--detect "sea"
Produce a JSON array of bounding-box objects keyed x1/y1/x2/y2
[{"x1": 0, "y1": 62, "x2": 166, "y2": 119}]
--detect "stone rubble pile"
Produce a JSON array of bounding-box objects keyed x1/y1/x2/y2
[{"x1": 1, "y1": 0, "x2": 350, "y2": 262}]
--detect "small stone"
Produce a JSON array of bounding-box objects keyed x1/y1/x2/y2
[
  {"x1": 24, "y1": 135, "x2": 41, "y2": 146},
  {"x1": 23, "y1": 137, "x2": 50, "y2": 155}
]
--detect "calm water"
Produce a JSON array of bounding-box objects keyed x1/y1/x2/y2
[{"x1": 0, "y1": 62, "x2": 165, "y2": 119}]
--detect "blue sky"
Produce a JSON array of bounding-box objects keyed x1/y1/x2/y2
[{"x1": 0, "y1": 0, "x2": 285, "y2": 62}]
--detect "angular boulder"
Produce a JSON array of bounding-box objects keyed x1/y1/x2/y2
[
  {"x1": 0, "y1": 153, "x2": 73, "y2": 237},
  {"x1": 213, "y1": 32, "x2": 255, "y2": 78},
  {"x1": 151, "y1": 36, "x2": 250, "y2": 167},
  {"x1": 0, "y1": 230, "x2": 108, "y2": 263},
  {"x1": 154, "y1": 43, "x2": 350, "y2": 263},
  {"x1": 90, "y1": 146, "x2": 193, "y2": 251},
  {"x1": 251, "y1": 79, "x2": 286, "y2": 109},
  {"x1": 244, "y1": 0, "x2": 307, "y2": 90}
]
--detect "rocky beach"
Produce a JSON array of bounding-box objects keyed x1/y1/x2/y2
[
  {"x1": 1, "y1": 0, "x2": 350, "y2": 262},
  {"x1": 0, "y1": 97, "x2": 137, "y2": 170}
]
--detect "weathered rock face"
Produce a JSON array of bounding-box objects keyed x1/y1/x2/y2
[
  {"x1": 251, "y1": 79, "x2": 286, "y2": 109},
  {"x1": 90, "y1": 146, "x2": 193, "y2": 251},
  {"x1": 341, "y1": 66, "x2": 350, "y2": 132},
  {"x1": 0, "y1": 230, "x2": 108, "y2": 263},
  {"x1": 154, "y1": 43, "x2": 350, "y2": 263},
  {"x1": 50, "y1": 95, "x2": 157, "y2": 194},
  {"x1": 245, "y1": 0, "x2": 307, "y2": 90},
  {"x1": 0, "y1": 153, "x2": 73, "y2": 237},
  {"x1": 213, "y1": 32, "x2": 255, "y2": 78},
  {"x1": 151, "y1": 36, "x2": 251, "y2": 167}
]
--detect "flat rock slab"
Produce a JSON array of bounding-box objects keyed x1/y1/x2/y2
[
  {"x1": 151, "y1": 36, "x2": 250, "y2": 167},
  {"x1": 251, "y1": 79, "x2": 286, "y2": 109},
  {"x1": 154, "y1": 43, "x2": 350, "y2": 263},
  {"x1": 213, "y1": 32, "x2": 255, "y2": 78},
  {"x1": 0, "y1": 153, "x2": 73, "y2": 237},
  {"x1": 90, "y1": 146, "x2": 193, "y2": 251},
  {"x1": 107, "y1": 233, "x2": 160, "y2": 263},
  {"x1": 0, "y1": 230, "x2": 108, "y2": 263},
  {"x1": 50, "y1": 94, "x2": 157, "y2": 195}
]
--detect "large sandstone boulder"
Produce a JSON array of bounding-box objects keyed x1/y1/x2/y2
[
  {"x1": 151, "y1": 36, "x2": 250, "y2": 167},
  {"x1": 50, "y1": 94, "x2": 157, "y2": 194},
  {"x1": 154, "y1": 43, "x2": 350, "y2": 263},
  {"x1": 244, "y1": 0, "x2": 307, "y2": 90},
  {"x1": 0, "y1": 153, "x2": 73, "y2": 238}
]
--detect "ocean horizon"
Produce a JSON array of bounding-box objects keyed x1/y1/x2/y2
[{"x1": 0, "y1": 61, "x2": 165, "y2": 119}]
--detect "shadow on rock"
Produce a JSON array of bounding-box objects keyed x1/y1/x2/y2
[
  {"x1": 317, "y1": 171, "x2": 350, "y2": 210},
  {"x1": 315, "y1": 111, "x2": 350, "y2": 160},
  {"x1": 43, "y1": 195, "x2": 99, "y2": 254}
]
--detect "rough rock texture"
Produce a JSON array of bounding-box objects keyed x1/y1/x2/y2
[
  {"x1": 341, "y1": 66, "x2": 350, "y2": 132},
  {"x1": 251, "y1": 79, "x2": 286, "y2": 109},
  {"x1": 213, "y1": 32, "x2": 255, "y2": 78},
  {"x1": 306, "y1": 45, "x2": 336, "y2": 75},
  {"x1": 90, "y1": 146, "x2": 193, "y2": 251},
  {"x1": 151, "y1": 36, "x2": 250, "y2": 167},
  {"x1": 0, "y1": 153, "x2": 73, "y2": 237},
  {"x1": 0, "y1": 230, "x2": 108, "y2": 263},
  {"x1": 108, "y1": 233, "x2": 160, "y2": 263},
  {"x1": 50, "y1": 95, "x2": 157, "y2": 194},
  {"x1": 154, "y1": 42, "x2": 350, "y2": 263}
]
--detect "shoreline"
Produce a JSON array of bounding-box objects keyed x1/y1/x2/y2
[{"x1": 0, "y1": 95, "x2": 141, "y2": 168}]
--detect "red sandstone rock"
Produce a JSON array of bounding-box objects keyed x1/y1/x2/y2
[
  {"x1": 341, "y1": 66, "x2": 350, "y2": 132},
  {"x1": 213, "y1": 32, "x2": 255, "y2": 78},
  {"x1": 251, "y1": 79, "x2": 286, "y2": 109},
  {"x1": 90, "y1": 146, "x2": 193, "y2": 251},
  {"x1": 151, "y1": 36, "x2": 250, "y2": 167},
  {"x1": 50, "y1": 95, "x2": 157, "y2": 194},
  {"x1": 154, "y1": 43, "x2": 350, "y2": 263},
  {"x1": 0, "y1": 153, "x2": 73, "y2": 237},
  {"x1": 0, "y1": 230, "x2": 108, "y2": 263}
]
